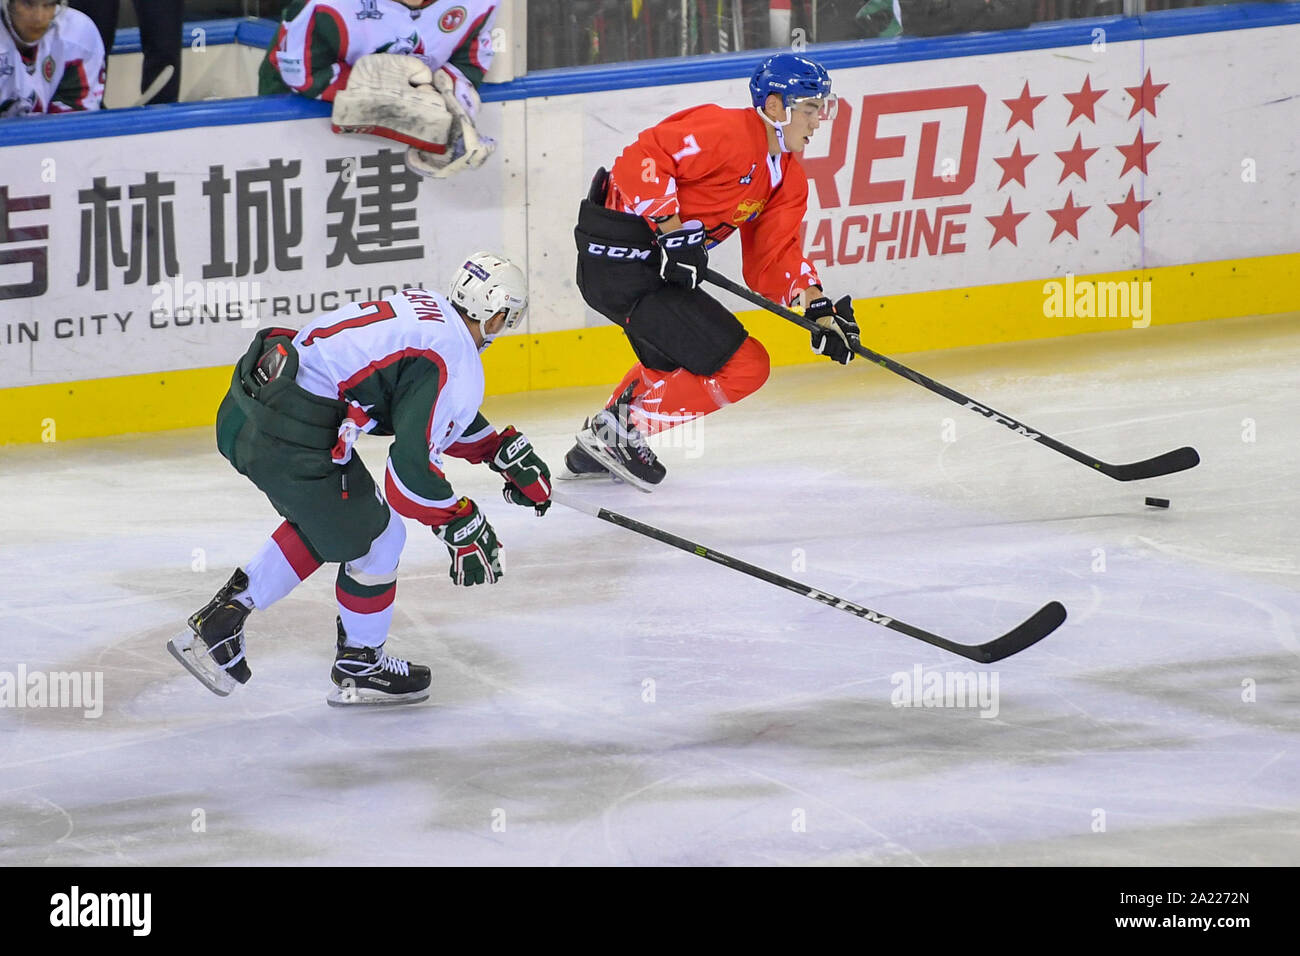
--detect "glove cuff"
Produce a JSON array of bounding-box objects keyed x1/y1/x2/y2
[
  {"x1": 431, "y1": 497, "x2": 476, "y2": 541},
  {"x1": 490, "y1": 426, "x2": 527, "y2": 472}
]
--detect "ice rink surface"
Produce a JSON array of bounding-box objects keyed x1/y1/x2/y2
[{"x1": 2, "y1": 313, "x2": 1297, "y2": 866}]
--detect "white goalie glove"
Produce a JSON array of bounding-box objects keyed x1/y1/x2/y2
[
  {"x1": 331, "y1": 53, "x2": 454, "y2": 155},
  {"x1": 405, "y1": 65, "x2": 496, "y2": 179}
]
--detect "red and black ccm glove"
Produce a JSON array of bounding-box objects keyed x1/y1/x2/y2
[{"x1": 489, "y1": 426, "x2": 553, "y2": 515}]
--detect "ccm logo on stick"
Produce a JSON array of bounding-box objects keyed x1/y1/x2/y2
[
  {"x1": 964, "y1": 401, "x2": 1041, "y2": 439},
  {"x1": 586, "y1": 243, "x2": 653, "y2": 260}
]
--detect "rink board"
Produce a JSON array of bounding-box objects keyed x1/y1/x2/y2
[
  {"x1": 1, "y1": 4, "x2": 1298, "y2": 443},
  {"x1": 2, "y1": 251, "x2": 1298, "y2": 444}
]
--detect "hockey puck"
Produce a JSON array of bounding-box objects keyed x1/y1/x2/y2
[{"x1": 1144, "y1": 497, "x2": 1170, "y2": 509}]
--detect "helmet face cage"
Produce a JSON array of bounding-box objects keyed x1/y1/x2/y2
[{"x1": 3, "y1": 0, "x2": 68, "y2": 36}]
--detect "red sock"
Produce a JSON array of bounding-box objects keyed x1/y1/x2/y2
[{"x1": 610, "y1": 337, "x2": 770, "y2": 436}]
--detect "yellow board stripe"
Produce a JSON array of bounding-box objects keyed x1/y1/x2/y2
[{"x1": 4, "y1": 252, "x2": 1297, "y2": 445}]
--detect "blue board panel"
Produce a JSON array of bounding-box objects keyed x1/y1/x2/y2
[{"x1": 3, "y1": 2, "x2": 1296, "y2": 147}]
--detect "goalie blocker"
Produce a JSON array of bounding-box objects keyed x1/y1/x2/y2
[{"x1": 331, "y1": 53, "x2": 495, "y2": 180}]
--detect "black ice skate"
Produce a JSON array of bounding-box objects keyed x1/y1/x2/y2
[
  {"x1": 573, "y1": 386, "x2": 666, "y2": 493},
  {"x1": 167, "y1": 568, "x2": 254, "y2": 697},
  {"x1": 555, "y1": 443, "x2": 612, "y2": 482},
  {"x1": 328, "y1": 618, "x2": 431, "y2": 708}
]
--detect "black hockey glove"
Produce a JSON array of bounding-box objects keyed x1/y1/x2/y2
[
  {"x1": 807, "y1": 295, "x2": 859, "y2": 365},
  {"x1": 656, "y1": 220, "x2": 708, "y2": 289}
]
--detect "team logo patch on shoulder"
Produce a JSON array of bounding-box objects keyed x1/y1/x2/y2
[
  {"x1": 355, "y1": 0, "x2": 383, "y2": 19},
  {"x1": 732, "y1": 198, "x2": 766, "y2": 224},
  {"x1": 439, "y1": 5, "x2": 467, "y2": 31},
  {"x1": 0, "y1": 54, "x2": 13, "y2": 78},
  {"x1": 42, "y1": 55, "x2": 55, "y2": 82}
]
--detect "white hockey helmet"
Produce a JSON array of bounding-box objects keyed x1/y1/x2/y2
[{"x1": 448, "y1": 252, "x2": 528, "y2": 348}]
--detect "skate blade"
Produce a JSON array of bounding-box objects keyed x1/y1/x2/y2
[
  {"x1": 167, "y1": 630, "x2": 236, "y2": 697},
  {"x1": 573, "y1": 431, "x2": 655, "y2": 494},
  {"x1": 326, "y1": 685, "x2": 430, "y2": 708},
  {"x1": 555, "y1": 464, "x2": 618, "y2": 483}
]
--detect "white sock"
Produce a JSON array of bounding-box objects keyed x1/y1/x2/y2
[{"x1": 245, "y1": 536, "x2": 311, "y2": 610}]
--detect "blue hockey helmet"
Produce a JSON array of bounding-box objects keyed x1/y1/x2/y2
[{"x1": 749, "y1": 53, "x2": 833, "y2": 112}]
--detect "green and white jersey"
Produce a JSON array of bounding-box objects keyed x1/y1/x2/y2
[
  {"x1": 0, "y1": 7, "x2": 104, "y2": 117},
  {"x1": 259, "y1": 0, "x2": 499, "y2": 102},
  {"x1": 291, "y1": 287, "x2": 499, "y2": 526}
]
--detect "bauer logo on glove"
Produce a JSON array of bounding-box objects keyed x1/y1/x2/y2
[
  {"x1": 433, "y1": 498, "x2": 503, "y2": 586},
  {"x1": 490, "y1": 426, "x2": 553, "y2": 515}
]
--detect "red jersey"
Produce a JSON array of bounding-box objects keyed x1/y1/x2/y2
[{"x1": 606, "y1": 104, "x2": 820, "y2": 307}]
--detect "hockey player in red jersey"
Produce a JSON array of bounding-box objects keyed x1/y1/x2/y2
[
  {"x1": 168, "y1": 253, "x2": 552, "y2": 707},
  {"x1": 561, "y1": 53, "x2": 860, "y2": 492}
]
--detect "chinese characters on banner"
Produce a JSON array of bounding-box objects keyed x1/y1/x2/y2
[{"x1": 0, "y1": 148, "x2": 426, "y2": 303}]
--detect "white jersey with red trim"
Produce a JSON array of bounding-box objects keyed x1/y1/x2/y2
[
  {"x1": 290, "y1": 287, "x2": 492, "y2": 525},
  {"x1": 0, "y1": 7, "x2": 104, "y2": 117},
  {"x1": 267, "y1": 0, "x2": 497, "y2": 103}
]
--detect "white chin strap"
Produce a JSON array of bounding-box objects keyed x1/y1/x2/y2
[{"x1": 755, "y1": 105, "x2": 795, "y2": 154}]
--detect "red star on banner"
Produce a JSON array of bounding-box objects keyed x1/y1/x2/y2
[
  {"x1": 1002, "y1": 82, "x2": 1047, "y2": 131},
  {"x1": 986, "y1": 198, "x2": 1030, "y2": 248},
  {"x1": 993, "y1": 140, "x2": 1037, "y2": 188},
  {"x1": 1047, "y1": 192, "x2": 1090, "y2": 241},
  {"x1": 1055, "y1": 133, "x2": 1099, "y2": 183},
  {"x1": 1116, "y1": 129, "x2": 1159, "y2": 176},
  {"x1": 1125, "y1": 69, "x2": 1168, "y2": 118},
  {"x1": 1108, "y1": 186, "x2": 1152, "y2": 235},
  {"x1": 1063, "y1": 76, "x2": 1107, "y2": 125}
]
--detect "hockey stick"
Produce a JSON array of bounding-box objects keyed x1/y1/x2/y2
[
  {"x1": 552, "y1": 490, "x2": 1066, "y2": 663},
  {"x1": 703, "y1": 269, "x2": 1200, "y2": 482},
  {"x1": 129, "y1": 65, "x2": 174, "y2": 108}
]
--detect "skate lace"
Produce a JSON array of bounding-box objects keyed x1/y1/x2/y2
[
  {"x1": 615, "y1": 411, "x2": 656, "y2": 465},
  {"x1": 378, "y1": 652, "x2": 410, "y2": 677},
  {"x1": 627, "y1": 428, "x2": 655, "y2": 465}
]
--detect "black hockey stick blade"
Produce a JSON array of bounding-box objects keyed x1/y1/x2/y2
[
  {"x1": 702, "y1": 268, "x2": 1201, "y2": 485},
  {"x1": 1099, "y1": 446, "x2": 1200, "y2": 481},
  {"x1": 554, "y1": 491, "x2": 1066, "y2": 664},
  {"x1": 965, "y1": 600, "x2": 1067, "y2": 664}
]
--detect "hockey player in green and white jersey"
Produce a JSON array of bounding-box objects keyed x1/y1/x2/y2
[
  {"x1": 168, "y1": 252, "x2": 551, "y2": 708},
  {"x1": 0, "y1": 0, "x2": 104, "y2": 116},
  {"x1": 259, "y1": 0, "x2": 500, "y2": 178}
]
